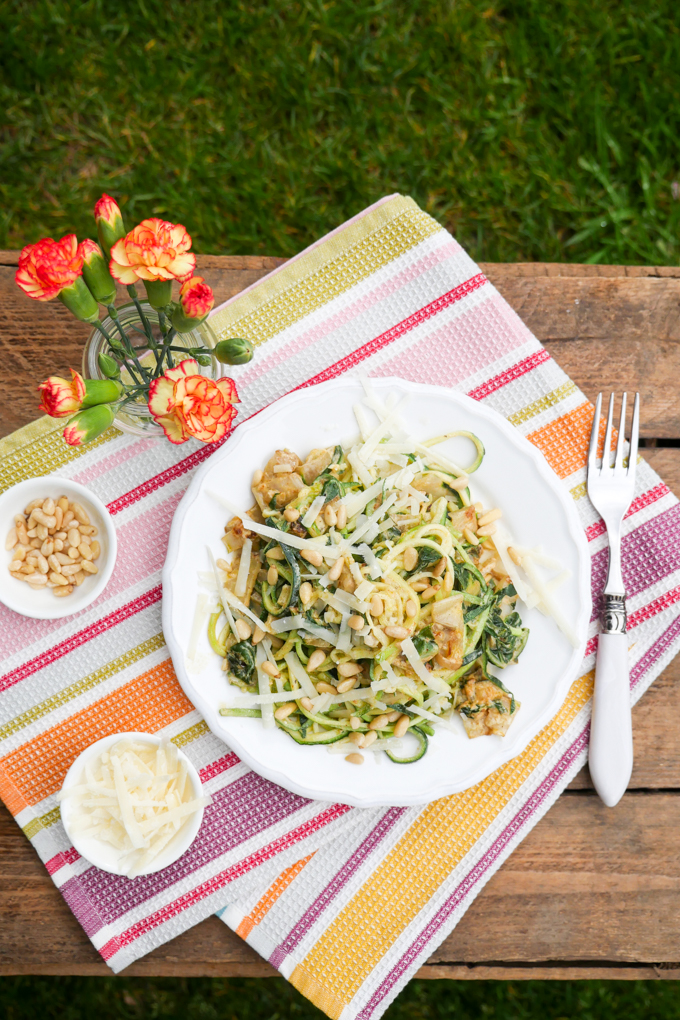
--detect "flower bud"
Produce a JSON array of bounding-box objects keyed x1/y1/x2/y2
[
  {"x1": 94, "y1": 194, "x2": 126, "y2": 258},
  {"x1": 214, "y1": 337, "x2": 254, "y2": 366},
  {"x1": 63, "y1": 404, "x2": 116, "y2": 447},
  {"x1": 81, "y1": 378, "x2": 123, "y2": 408},
  {"x1": 98, "y1": 352, "x2": 121, "y2": 378},
  {"x1": 171, "y1": 276, "x2": 214, "y2": 332},
  {"x1": 58, "y1": 276, "x2": 100, "y2": 324},
  {"x1": 80, "y1": 239, "x2": 117, "y2": 304},
  {"x1": 38, "y1": 369, "x2": 86, "y2": 418},
  {"x1": 144, "y1": 279, "x2": 173, "y2": 310}
]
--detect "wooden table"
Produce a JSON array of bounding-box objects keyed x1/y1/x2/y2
[{"x1": 1, "y1": 251, "x2": 680, "y2": 981}]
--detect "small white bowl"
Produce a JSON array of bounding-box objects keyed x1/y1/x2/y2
[
  {"x1": 0, "y1": 476, "x2": 117, "y2": 620},
  {"x1": 59, "y1": 731, "x2": 205, "y2": 877}
]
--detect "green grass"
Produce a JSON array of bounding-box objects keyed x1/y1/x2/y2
[
  {"x1": 1, "y1": 977, "x2": 680, "y2": 1020},
  {"x1": 1, "y1": 0, "x2": 680, "y2": 264}
]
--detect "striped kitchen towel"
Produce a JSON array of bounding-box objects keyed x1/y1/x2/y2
[{"x1": 0, "y1": 194, "x2": 677, "y2": 1011}]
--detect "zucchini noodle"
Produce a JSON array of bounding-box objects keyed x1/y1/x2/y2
[{"x1": 210, "y1": 389, "x2": 534, "y2": 764}]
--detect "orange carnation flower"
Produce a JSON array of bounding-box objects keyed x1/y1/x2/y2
[
  {"x1": 179, "y1": 276, "x2": 214, "y2": 320},
  {"x1": 38, "y1": 369, "x2": 86, "y2": 417},
  {"x1": 109, "y1": 218, "x2": 196, "y2": 286},
  {"x1": 148, "y1": 359, "x2": 239, "y2": 445},
  {"x1": 15, "y1": 234, "x2": 84, "y2": 302}
]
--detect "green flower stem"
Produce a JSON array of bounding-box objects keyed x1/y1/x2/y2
[
  {"x1": 126, "y1": 284, "x2": 157, "y2": 349},
  {"x1": 94, "y1": 318, "x2": 144, "y2": 386},
  {"x1": 105, "y1": 305, "x2": 150, "y2": 384},
  {"x1": 155, "y1": 311, "x2": 177, "y2": 374}
]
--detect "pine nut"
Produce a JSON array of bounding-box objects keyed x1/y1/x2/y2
[
  {"x1": 348, "y1": 614, "x2": 364, "y2": 630},
  {"x1": 362, "y1": 730, "x2": 378, "y2": 747},
  {"x1": 53, "y1": 585, "x2": 74, "y2": 597},
  {"x1": 78, "y1": 524, "x2": 97, "y2": 536},
  {"x1": 299, "y1": 582, "x2": 313, "y2": 605},
  {"x1": 90, "y1": 540, "x2": 100, "y2": 560},
  {"x1": 9, "y1": 559, "x2": 22, "y2": 572},
  {"x1": 250, "y1": 626, "x2": 264, "y2": 644},
  {"x1": 349, "y1": 731, "x2": 364, "y2": 746},
  {"x1": 36, "y1": 553, "x2": 49, "y2": 574},
  {"x1": 81, "y1": 561, "x2": 98, "y2": 574},
  {"x1": 301, "y1": 549, "x2": 323, "y2": 567},
  {"x1": 477, "y1": 523, "x2": 497, "y2": 537},
  {"x1": 405, "y1": 599, "x2": 418, "y2": 617},
  {"x1": 349, "y1": 716, "x2": 361, "y2": 729},
  {"x1": 33, "y1": 509, "x2": 56, "y2": 528},
  {"x1": 49, "y1": 571, "x2": 69, "y2": 586},
  {"x1": 478, "y1": 508, "x2": 502, "y2": 527},
  {"x1": 364, "y1": 633, "x2": 378, "y2": 647},
  {"x1": 386, "y1": 710, "x2": 402, "y2": 721},
  {"x1": 393, "y1": 714, "x2": 410, "y2": 737},
  {"x1": 275, "y1": 686, "x2": 296, "y2": 706},
  {"x1": 61, "y1": 563, "x2": 81, "y2": 576},
  {"x1": 315, "y1": 681, "x2": 336, "y2": 694},
  {"x1": 443, "y1": 571, "x2": 454, "y2": 592},
  {"x1": 384, "y1": 625, "x2": 409, "y2": 640},
  {"x1": 463, "y1": 527, "x2": 478, "y2": 545},
  {"x1": 283, "y1": 507, "x2": 299, "y2": 522},
  {"x1": 411, "y1": 580, "x2": 429, "y2": 591},
  {"x1": 345, "y1": 753, "x2": 364, "y2": 765},
  {"x1": 56, "y1": 552, "x2": 72, "y2": 565},
  {"x1": 336, "y1": 505, "x2": 347, "y2": 529},
  {"x1": 5, "y1": 528, "x2": 17, "y2": 551},
  {"x1": 216, "y1": 557, "x2": 229, "y2": 570},
  {"x1": 261, "y1": 661, "x2": 280, "y2": 678},
  {"x1": 68, "y1": 546, "x2": 80, "y2": 560},
  {"x1": 307, "y1": 649, "x2": 326, "y2": 672},
  {"x1": 324, "y1": 504, "x2": 337, "y2": 527},
  {"x1": 299, "y1": 697, "x2": 314, "y2": 711},
  {"x1": 55, "y1": 531, "x2": 67, "y2": 541},
  {"x1": 9, "y1": 571, "x2": 26, "y2": 581},
  {"x1": 267, "y1": 565, "x2": 279, "y2": 585},
  {"x1": 67, "y1": 528, "x2": 80, "y2": 548},
  {"x1": 62, "y1": 510, "x2": 74, "y2": 527},
  {"x1": 266, "y1": 546, "x2": 285, "y2": 560},
  {"x1": 327, "y1": 556, "x2": 344, "y2": 581},
  {"x1": 79, "y1": 544, "x2": 93, "y2": 560},
  {"x1": 42, "y1": 498, "x2": 55, "y2": 516},
  {"x1": 369, "y1": 714, "x2": 390, "y2": 730},
  {"x1": 54, "y1": 506, "x2": 63, "y2": 529},
  {"x1": 448, "y1": 474, "x2": 470, "y2": 491},
  {"x1": 252, "y1": 469, "x2": 263, "y2": 485},
  {"x1": 433, "y1": 557, "x2": 446, "y2": 576},
  {"x1": 36, "y1": 524, "x2": 48, "y2": 540},
  {"x1": 79, "y1": 534, "x2": 92, "y2": 547},
  {"x1": 30, "y1": 537, "x2": 41, "y2": 548},
  {"x1": 48, "y1": 554, "x2": 62, "y2": 573},
  {"x1": 74, "y1": 571, "x2": 85, "y2": 586},
  {"x1": 337, "y1": 662, "x2": 361, "y2": 676},
  {"x1": 71, "y1": 502, "x2": 90, "y2": 525},
  {"x1": 235, "y1": 619, "x2": 252, "y2": 640},
  {"x1": 421, "y1": 586, "x2": 439, "y2": 600},
  {"x1": 40, "y1": 539, "x2": 53, "y2": 557},
  {"x1": 57, "y1": 496, "x2": 69, "y2": 513},
  {"x1": 508, "y1": 546, "x2": 522, "y2": 566},
  {"x1": 369, "y1": 595, "x2": 383, "y2": 617},
  {"x1": 403, "y1": 547, "x2": 418, "y2": 571},
  {"x1": 24, "y1": 499, "x2": 43, "y2": 514},
  {"x1": 13, "y1": 546, "x2": 26, "y2": 561},
  {"x1": 337, "y1": 677, "x2": 358, "y2": 693},
  {"x1": 26, "y1": 573, "x2": 47, "y2": 587}
]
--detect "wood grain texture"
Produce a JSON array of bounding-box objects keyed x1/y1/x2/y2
[{"x1": 2, "y1": 257, "x2": 680, "y2": 978}]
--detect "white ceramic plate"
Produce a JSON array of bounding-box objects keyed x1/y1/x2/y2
[
  {"x1": 163, "y1": 377, "x2": 591, "y2": 808},
  {"x1": 0, "y1": 477, "x2": 117, "y2": 620},
  {"x1": 60, "y1": 731, "x2": 205, "y2": 876}
]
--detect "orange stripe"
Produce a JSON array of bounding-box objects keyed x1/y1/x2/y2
[
  {"x1": 0, "y1": 660, "x2": 193, "y2": 815},
  {"x1": 236, "y1": 853, "x2": 315, "y2": 939},
  {"x1": 527, "y1": 401, "x2": 609, "y2": 479}
]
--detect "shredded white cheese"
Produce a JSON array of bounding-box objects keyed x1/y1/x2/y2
[
  {"x1": 234, "y1": 538, "x2": 251, "y2": 597},
  {"x1": 400, "y1": 637, "x2": 451, "y2": 695},
  {"x1": 284, "y1": 651, "x2": 318, "y2": 699},
  {"x1": 256, "y1": 643, "x2": 275, "y2": 729},
  {"x1": 302, "y1": 494, "x2": 326, "y2": 529}
]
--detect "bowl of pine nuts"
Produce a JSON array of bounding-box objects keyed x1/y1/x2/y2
[{"x1": 0, "y1": 477, "x2": 117, "y2": 619}]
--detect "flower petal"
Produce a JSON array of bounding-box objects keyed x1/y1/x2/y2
[
  {"x1": 148, "y1": 377, "x2": 175, "y2": 417},
  {"x1": 216, "y1": 378, "x2": 240, "y2": 404},
  {"x1": 155, "y1": 413, "x2": 189, "y2": 444},
  {"x1": 165, "y1": 359, "x2": 200, "y2": 383}
]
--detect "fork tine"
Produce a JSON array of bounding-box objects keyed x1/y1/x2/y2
[
  {"x1": 588, "y1": 392, "x2": 602, "y2": 472},
  {"x1": 614, "y1": 392, "x2": 627, "y2": 473},
  {"x1": 601, "y1": 393, "x2": 615, "y2": 472},
  {"x1": 628, "y1": 392, "x2": 640, "y2": 476}
]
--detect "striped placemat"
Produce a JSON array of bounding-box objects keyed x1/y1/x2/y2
[{"x1": 0, "y1": 194, "x2": 677, "y2": 1018}]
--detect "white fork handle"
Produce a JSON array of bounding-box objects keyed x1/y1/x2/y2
[{"x1": 588, "y1": 633, "x2": 632, "y2": 807}]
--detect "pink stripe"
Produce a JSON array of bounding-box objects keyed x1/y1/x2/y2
[
  {"x1": 199, "y1": 753, "x2": 240, "y2": 782},
  {"x1": 0, "y1": 586, "x2": 162, "y2": 693},
  {"x1": 237, "y1": 239, "x2": 462, "y2": 387},
  {"x1": 629, "y1": 585, "x2": 680, "y2": 629},
  {"x1": 99, "y1": 802, "x2": 351, "y2": 961},
  {"x1": 45, "y1": 846, "x2": 81, "y2": 875},
  {"x1": 368, "y1": 294, "x2": 536, "y2": 391},
  {"x1": 72, "y1": 437, "x2": 162, "y2": 486},
  {"x1": 106, "y1": 441, "x2": 227, "y2": 515},
  {"x1": 467, "y1": 349, "x2": 551, "y2": 401},
  {"x1": 586, "y1": 483, "x2": 670, "y2": 542},
  {"x1": 294, "y1": 274, "x2": 487, "y2": 389}
]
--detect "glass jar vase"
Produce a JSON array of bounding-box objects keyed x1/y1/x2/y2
[{"x1": 82, "y1": 301, "x2": 219, "y2": 437}]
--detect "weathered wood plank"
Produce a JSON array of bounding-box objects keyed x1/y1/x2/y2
[{"x1": 2, "y1": 792, "x2": 679, "y2": 975}]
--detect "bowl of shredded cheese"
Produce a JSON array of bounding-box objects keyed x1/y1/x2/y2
[{"x1": 58, "y1": 732, "x2": 210, "y2": 878}]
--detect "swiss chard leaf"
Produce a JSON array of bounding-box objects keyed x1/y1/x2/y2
[{"x1": 227, "y1": 640, "x2": 256, "y2": 684}]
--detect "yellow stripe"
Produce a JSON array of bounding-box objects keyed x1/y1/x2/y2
[
  {"x1": 291, "y1": 669, "x2": 594, "y2": 1014},
  {"x1": 0, "y1": 414, "x2": 119, "y2": 495},
  {"x1": 208, "y1": 196, "x2": 442, "y2": 348},
  {"x1": 0, "y1": 634, "x2": 166, "y2": 744},
  {"x1": 172, "y1": 720, "x2": 209, "y2": 746},
  {"x1": 508, "y1": 381, "x2": 577, "y2": 427},
  {"x1": 570, "y1": 480, "x2": 587, "y2": 501}
]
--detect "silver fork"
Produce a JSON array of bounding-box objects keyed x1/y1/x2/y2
[{"x1": 587, "y1": 392, "x2": 640, "y2": 807}]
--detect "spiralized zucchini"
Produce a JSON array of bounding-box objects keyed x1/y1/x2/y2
[{"x1": 212, "y1": 399, "x2": 529, "y2": 764}]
